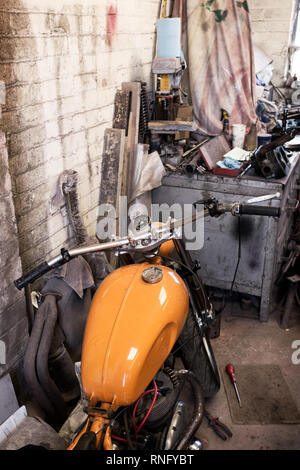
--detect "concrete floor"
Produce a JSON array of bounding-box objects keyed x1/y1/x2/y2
[{"x1": 196, "y1": 304, "x2": 300, "y2": 450}]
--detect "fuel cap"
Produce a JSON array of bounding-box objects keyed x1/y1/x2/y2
[{"x1": 142, "y1": 267, "x2": 163, "y2": 284}]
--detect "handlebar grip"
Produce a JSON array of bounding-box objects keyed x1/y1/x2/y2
[
  {"x1": 14, "y1": 261, "x2": 52, "y2": 290},
  {"x1": 239, "y1": 205, "x2": 281, "y2": 217}
]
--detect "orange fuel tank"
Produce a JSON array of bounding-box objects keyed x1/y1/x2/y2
[{"x1": 81, "y1": 262, "x2": 189, "y2": 410}]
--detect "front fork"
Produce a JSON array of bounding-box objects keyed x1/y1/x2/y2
[{"x1": 173, "y1": 239, "x2": 215, "y2": 329}]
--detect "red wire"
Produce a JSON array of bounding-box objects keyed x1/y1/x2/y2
[
  {"x1": 132, "y1": 380, "x2": 158, "y2": 436},
  {"x1": 111, "y1": 435, "x2": 136, "y2": 445},
  {"x1": 132, "y1": 388, "x2": 155, "y2": 431}
]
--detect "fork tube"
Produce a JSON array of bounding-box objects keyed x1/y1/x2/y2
[{"x1": 173, "y1": 239, "x2": 212, "y2": 315}]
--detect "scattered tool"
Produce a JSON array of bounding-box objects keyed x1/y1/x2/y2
[
  {"x1": 181, "y1": 138, "x2": 210, "y2": 159},
  {"x1": 176, "y1": 138, "x2": 209, "y2": 174},
  {"x1": 226, "y1": 364, "x2": 242, "y2": 408},
  {"x1": 249, "y1": 129, "x2": 296, "y2": 179},
  {"x1": 221, "y1": 109, "x2": 230, "y2": 135},
  {"x1": 204, "y1": 410, "x2": 233, "y2": 441}
]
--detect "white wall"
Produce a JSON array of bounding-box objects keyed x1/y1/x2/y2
[
  {"x1": 248, "y1": 0, "x2": 294, "y2": 83},
  {"x1": 0, "y1": 0, "x2": 160, "y2": 272}
]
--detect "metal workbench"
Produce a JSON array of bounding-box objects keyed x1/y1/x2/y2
[{"x1": 152, "y1": 155, "x2": 300, "y2": 321}]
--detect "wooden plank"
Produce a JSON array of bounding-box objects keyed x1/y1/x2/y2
[
  {"x1": 98, "y1": 128, "x2": 125, "y2": 236},
  {"x1": 148, "y1": 120, "x2": 195, "y2": 133},
  {"x1": 176, "y1": 105, "x2": 193, "y2": 122},
  {"x1": 121, "y1": 82, "x2": 141, "y2": 198},
  {"x1": 113, "y1": 90, "x2": 131, "y2": 131},
  {"x1": 199, "y1": 135, "x2": 231, "y2": 170},
  {"x1": 121, "y1": 111, "x2": 132, "y2": 198},
  {"x1": 175, "y1": 131, "x2": 190, "y2": 141},
  {"x1": 175, "y1": 106, "x2": 193, "y2": 140}
]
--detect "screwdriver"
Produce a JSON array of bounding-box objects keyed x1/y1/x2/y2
[{"x1": 226, "y1": 364, "x2": 242, "y2": 408}]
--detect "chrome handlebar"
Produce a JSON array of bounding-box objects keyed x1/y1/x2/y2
[{"x1": 14, "y1": 195, "x2": 281, "y2": 290}]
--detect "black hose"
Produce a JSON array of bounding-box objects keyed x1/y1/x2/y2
[
  {"x1": 175, "y1": 372, "x2": 204, "y2": 450},
  {"x1": 23, "y1": 307, "x2": 57, "y2": 422},
  {"x1": 124, "y1": 408, "x2": 135, "y2": 450},
  {"x1": 159, "y1": 425, "x2": 169, "y2": 449},
  {"x1": 98, "y1": 424, "x2": 109, "y2": 450},
  {"x1": 36, "y1": 295, "x2": 68, "y2": 426}
]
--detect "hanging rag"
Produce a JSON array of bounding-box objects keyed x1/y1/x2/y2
[
  {"x1": 47, "y1": 256, "x2": 94, "y2": 299},
  {"x1": 130, "y1": 150, "x2": 166, "y2": 202},
  {"x1": 42, "y1": 256, "x2": 94, "y2": 362},
  {"x1": 173, "y1": 0, "x2": 259, "y2": 135}
]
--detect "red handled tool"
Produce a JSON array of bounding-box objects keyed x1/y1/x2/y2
[
  {"x1": 204, "y1": 410, "x2": 233, "y2": 441},
  {"x1": 226, "y1": 364, "x2": 242, "y2": 408}
]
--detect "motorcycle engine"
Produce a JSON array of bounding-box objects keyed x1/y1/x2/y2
[
  {"x1": 133, "y1": 369, "x2": 196, "y2": 450},
  {"x1": 134, "y1": 369, "x2": 179, "y2": 432}
]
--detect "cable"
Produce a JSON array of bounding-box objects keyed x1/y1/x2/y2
[
  {"x1": 231, "y1": 217, "x2": 242, "y2": 293},
  {"x1": 133, "y1": 381, "x2": 158, "y2": 436},
  {"x1": 159, "y1": 254, "x2": 211, "y2": 312},
  {"x1": 110, "y1": 405, "x2": 130, "y2": 426},
  {"x1": 97, "y1": 406, "x2": 130, "y2": 449},
  {"x1": 136, "y1": 387, "x2": 158, "y2": 436},
  {"x1": 229, "y1": 216, "x2": 242, "y2": 318},
  {"x1": 98, "y1": 423, "x2": 109, "y2": 450},
  {"x1": 124, "y1": 408, "x2": 135, "y2": 450},
  {"x1": 132, "y1": 388, "x2": 156, "y2": 431},
  {"x1": 111, "y1": 435, "x2": 137, "y2": 445}
]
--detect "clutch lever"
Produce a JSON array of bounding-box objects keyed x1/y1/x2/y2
[{"x1": 246, "y1": 192, "x2": 281, "y2": 204}]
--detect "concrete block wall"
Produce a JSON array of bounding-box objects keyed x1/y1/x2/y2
[
  {"x1": 0, "y1": 0, "x2": 160, "y2": 274},
  {"x1": 248, "y1": 0, "x2": 294, "y2": 84}
]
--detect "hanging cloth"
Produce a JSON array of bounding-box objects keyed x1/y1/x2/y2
[{"x1": 173, "y1": 0, "x2": 258, "y2": 135}]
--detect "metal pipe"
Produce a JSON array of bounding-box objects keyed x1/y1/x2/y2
[
  {"x1": 175, "y1": 371, "x2": 204, "y2": 450},
  {"x1": 68, "y1": 238, "x2": 130, "y2": 258},
  {"x1": 181, "y1": 139, "x2": 209, "y2": 159},
  {"x1": 40, "y1": 211, "x2": 212, "y2": 268},
  {"x1": 183, "y1": 153, "x2": 201, "y2": 178}
]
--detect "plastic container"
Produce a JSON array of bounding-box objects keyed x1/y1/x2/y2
[
  {"x1": 244, "y1": 123, "x2": 258, "y2": 151},
  {"x1": 257, "y1": 133, "x2": 272, "y2": 146},
  {"x1": 232, "y1": 124, "x2": 246, "y2": 148},
  {"x1": 157, "y1": 18, "x2": 181, "y2": 58}
]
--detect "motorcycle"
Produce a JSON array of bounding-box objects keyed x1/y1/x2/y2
[{"x1": 15, "y1": 196, "x2": 280, "y2": 450}]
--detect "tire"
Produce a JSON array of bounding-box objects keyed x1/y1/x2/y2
[
  {"x1": 209, "y1": 313, "x2": 221, "y2": 339},
  {"x1": 175, "y1": 309, "x2": 220, "y2": 399}
]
